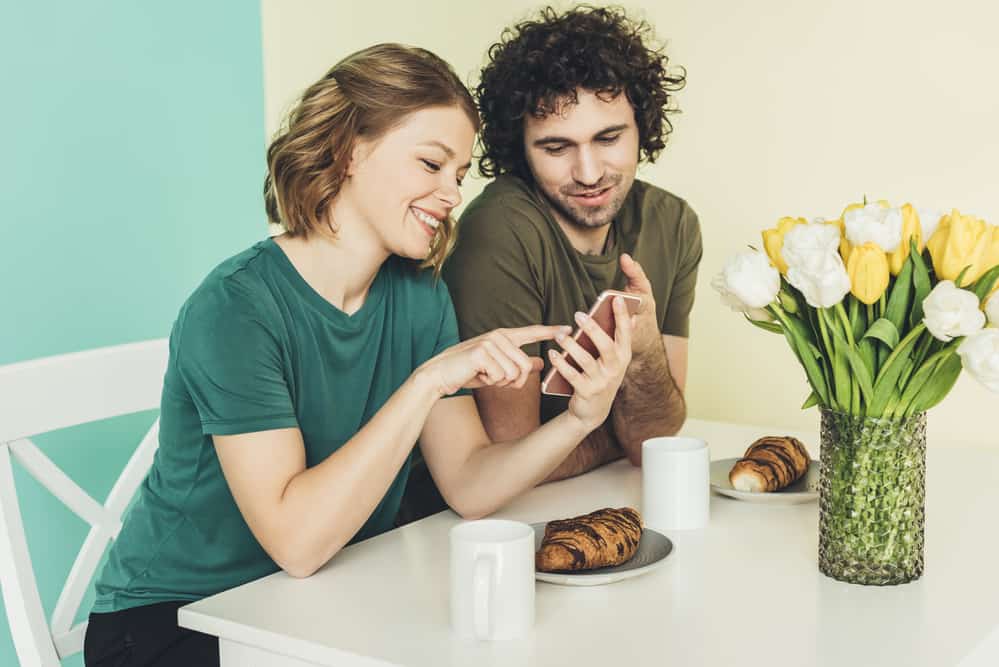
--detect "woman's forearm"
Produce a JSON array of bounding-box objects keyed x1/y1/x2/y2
[
  {"x1": 445, "y1": 411, "x2": 595, "y2": 519},
  {"x1": 271, "y1": 369, "x2": 440, "y2": 576}
]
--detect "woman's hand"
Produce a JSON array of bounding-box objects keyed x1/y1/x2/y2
[
  {"x1": 548, "y1": 296, "x2": 634, "y2": 430},
  {"x1": 419, "y1": 325, "x2": 570, "y2": 396}
]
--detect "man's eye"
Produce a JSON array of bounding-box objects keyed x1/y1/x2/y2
[
  {"x1": 421, "y1": 159, "x2": 441, "y2": 172},
  {"x1": 597, "y1": 135, "x2": 621, "y2": 145},
  {"x1": 543, "y1": 146, "x2": 567, "y2": 156}
]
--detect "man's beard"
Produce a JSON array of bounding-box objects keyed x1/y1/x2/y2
[{"x1": 540, "y1": 173, "x2": 629, "y2": 230}]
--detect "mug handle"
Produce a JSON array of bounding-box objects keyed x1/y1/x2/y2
[{"x1": 473, "y1": 554, "x2": 494, "y2": 640}]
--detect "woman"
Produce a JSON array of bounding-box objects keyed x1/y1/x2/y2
[{"x1": 84, "y1": 43, "x2": 632, "y2": 666}]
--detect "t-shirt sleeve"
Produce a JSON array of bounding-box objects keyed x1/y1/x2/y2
[
  {"x1": 662, "y1": 203, "x2": 704, "y2": 338},
  {"x1": 444, "y1": 198, "x2": 546, "y2": 357},
  {"x1": 175, "y1": 279, "x2": 298, "y2": 436}
]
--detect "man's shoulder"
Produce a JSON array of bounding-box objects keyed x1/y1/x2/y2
[
  {"x1": 462, "y1": 175, "x2": 550, "y2": 228},
  {"x1": 630, "y1": 180, "x2": 697, "y2": 226},
  {"x1": 456, "y1": 174, "x2": 554, "y2": 250}
]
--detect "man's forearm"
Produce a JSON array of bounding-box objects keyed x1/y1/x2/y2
[
  {"x1": 612, "y1": 337, "x2": 685, "y2": 465},
  {"x1": 541, "y1": 419, "x2": 623, "y2": 483}
]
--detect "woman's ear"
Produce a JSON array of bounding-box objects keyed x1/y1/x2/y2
[{"x1": 346, "y1": 139, "x2": 368, "y2": 178}]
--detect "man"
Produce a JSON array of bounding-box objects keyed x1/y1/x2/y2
[{"x1": 398, "y1": 6, "x2": 701, "y2": 522}]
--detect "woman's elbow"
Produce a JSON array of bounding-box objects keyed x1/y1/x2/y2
[
  {"x1": 271, "y1": 538, "x2": 342, "y2": 579},
  {"x1": 273, "y1": 548, "x2": 322, "y2": 578},
  {"x1": 447, "y1": 492, "x2": 492, "y2": 521}
]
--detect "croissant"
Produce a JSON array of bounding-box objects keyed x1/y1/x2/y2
[
  {"x1": 535, "y1": 507, "x2": 642, "y2": 572},
  {"x1": 729, "y1": 436, "x2": 810, "y2": 492}
]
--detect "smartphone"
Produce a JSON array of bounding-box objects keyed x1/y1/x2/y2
[{"x1": 540, "y1": 289, "x2": 642, "y2": 397}]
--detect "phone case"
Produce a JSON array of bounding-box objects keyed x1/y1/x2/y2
[{"x1": 540, "y1": 290, "x2": 642, "y2": 397}]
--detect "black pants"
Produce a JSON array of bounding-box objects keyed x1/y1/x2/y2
[{"x1": 84, "y1": 601, "x2": 219, "y2": 666}]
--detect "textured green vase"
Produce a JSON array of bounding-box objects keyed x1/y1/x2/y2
[{"x1": 818, "y1": 408, "x2": 927, "y2": 585}]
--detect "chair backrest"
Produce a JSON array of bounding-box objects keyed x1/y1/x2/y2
[{"x1": 0, "y1": 339, "x2": 168, "y2": 666}]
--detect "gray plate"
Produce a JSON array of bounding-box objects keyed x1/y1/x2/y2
[
  {"x1": 531, "y1": 522, "x2": 673, "y2": 586},
  {"x1": 710, "y1": 457, "x2": 820, "y2": 504}
]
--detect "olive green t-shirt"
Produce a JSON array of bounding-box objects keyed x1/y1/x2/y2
[
  {"x1": 443, "y1": 174, "x2": 702, "y2": 423},
  {"x1": 93, "y1": 239, "x2": 462, "y2": 613}
]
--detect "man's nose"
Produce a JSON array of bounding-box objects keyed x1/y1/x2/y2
[{"x1": 571, "y1": 146, "x2": 604, "y2": 187}]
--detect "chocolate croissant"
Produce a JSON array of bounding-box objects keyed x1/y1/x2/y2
[
  {"x1": 729, "y1": 436, "x2": 810, "y2": 492},
  {"x1": 535, "y1": 507, "x2": 642, "y2": 572}
]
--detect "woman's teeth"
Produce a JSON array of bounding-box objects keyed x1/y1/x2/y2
[{"x1": 413, "y1": 209, "x2": 441, "y2": 229}]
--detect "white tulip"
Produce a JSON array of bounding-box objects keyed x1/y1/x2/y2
[
  {"x1": 780, "y1": 223, "x2": 851, "y2": 308},
  {"x1": 917, "y1": 207, "x2": 945, "y2": 243},
  {"x1": 712, "y1": 250, "x2": 780, "y2": 320},
  {"x1": 922, "y1": 281, "x2": 987, "y2": 342},
  {"x1": 986, "y1": 291, "x2": 999, "y2": 328},
  {"x1": 782, "y1": 222, "x2": 842, "y2": 271},
  {"x1": 844, "y1": 203, "x2": 903, "y2": 252},
  {"x1": 957, "y1": 328, "x2": 999, "y2": 393},
  {"x1": 786, "y1": 252, "x2": 852, "y2": 309}
]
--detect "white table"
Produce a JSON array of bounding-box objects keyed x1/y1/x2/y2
[{"x1": 178, "y1": 419, "x2": 999, "y2": 666}]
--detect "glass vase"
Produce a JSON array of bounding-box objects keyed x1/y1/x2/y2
[{"x1": 818, "y1": 408, "x2": 927, "y2": 585}]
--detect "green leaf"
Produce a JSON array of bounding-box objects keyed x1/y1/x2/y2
[
  {"x1": 969, "y1": 264, "x2": 999, "y2": 302},
  {"x1": 849, "y1": 298, "x2": 864, "y2": 341},
  {"x1": 894, "y1": 342, "x2": 959, "y2": 417},
  {"x1": 745, "y1": 314, "x2": 783, "y2": 334},
  {"x1": 955, "y1": 265, "x2": 973, "y2": 288},
  {"x1": 869, "y1": 323, "x2": 926, "y2": 416},
  {"x1": 862, "y1": 318, "x2": 901, "y2": 349},
  {"x1": 907, "y1": 353, "x2": 963, "y2": 414},
  {"x1": 779, "y1": 311, "x2": 831, "y2": 407},
  {"x1": 801, "y1": 390, "x2": 820, "y2": 410},
  {"x1": 821, "y1": 308, "x2": 871, "y2": 410},
  {"x1": 884, "y1": 255, "x2": 913, "y2": 332},
  {"x1": 910, "y1": 248, "x2": 932, "y2": 329}
]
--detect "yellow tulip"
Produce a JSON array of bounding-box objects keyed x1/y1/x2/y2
[
  {"x1": 761, "y1": 216, "x2": 806, "y2": 274},
  {"x1": 981, "y1": 224, "x2": 999, "y2": 281},
  {"x1": 888, "y1": 204, "x2": 924, "y2": 275},
  {"x1": 927, "y1": 210, "x2": 990, "y2": 283},
  {"x1": 847, "y1": 242, "x2": 891, "y2": 305}
]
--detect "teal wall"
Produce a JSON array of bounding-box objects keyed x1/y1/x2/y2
[{"x1": 0, "y1": 2, "x2": 266, "y2": 664}]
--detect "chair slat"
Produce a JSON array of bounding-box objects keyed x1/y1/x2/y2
[
  {"x1": 10, "y1": 439, "x2": 120, "y2": 530},
  {"x1": 50, "y1": 523, "x2": 116, "y2": 636},
  {"x1": 0, "y1": 339, "x2": 168, "y2": 443},
  {"x1": 0, "y1": 446, "x2": 62, "y2": 666},
  {"x1": 53, "y1": 622, "x2": 88, "y2": 660}
]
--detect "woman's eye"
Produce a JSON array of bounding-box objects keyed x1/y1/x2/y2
[
  {"x1": 421, "y1": 159, "x2": 441, "y2": 172},
  {"x1": 597, "y1": 135, "x2": 621, "y2": 145}
]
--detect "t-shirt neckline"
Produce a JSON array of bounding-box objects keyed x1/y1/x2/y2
[{"x1": 262, "y1": 237, "x2": 388, "y2": 327}]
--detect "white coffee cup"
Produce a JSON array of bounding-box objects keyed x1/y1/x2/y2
[
  {"x1": 642, "y1": 436, "x2": 710, "y2": 530},
  {"x1": 449, "y1": 519, "x2": 535, "y2": 641}
]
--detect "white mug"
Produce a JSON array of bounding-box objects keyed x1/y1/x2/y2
[
  {"x1": 449, "y1": 519, "x2": 535, "y2": 641},
  {"x1": 642, "y1": 436, "x2": 710, "y2": 530}
]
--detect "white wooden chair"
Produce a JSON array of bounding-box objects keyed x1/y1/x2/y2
[{"x1": 0, "y1": 340, "x2": 168, "y2": 666}]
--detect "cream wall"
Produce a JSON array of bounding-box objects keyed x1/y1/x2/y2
[{"x1": 261, "y1": 0, "x2": 999, "y2": 447}]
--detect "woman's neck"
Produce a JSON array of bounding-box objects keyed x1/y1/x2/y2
[{"x1": 274, "y1": 221, "x2": 388, "y2": 316}]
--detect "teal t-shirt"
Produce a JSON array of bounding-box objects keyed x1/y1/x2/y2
[{"x1": 93, "y1": 238, "x2": 461, "y2": 613}]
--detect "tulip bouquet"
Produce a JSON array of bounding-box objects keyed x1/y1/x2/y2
[{"x1": 714, "y1": 201, "x2": 999, "y2": 585}]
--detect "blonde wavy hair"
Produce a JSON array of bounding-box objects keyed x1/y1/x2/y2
[{"x1": 264, "y1": 43, "x2": 478, "y2": 273}]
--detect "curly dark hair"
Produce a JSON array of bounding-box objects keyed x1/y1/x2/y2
[{"x1": 476, "y1": 5, "x2": 686, "y2": 179}]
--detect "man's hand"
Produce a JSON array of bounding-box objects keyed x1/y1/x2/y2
[{"x1": 620, "y1": 253, "x2": 661, "y2": 358}]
